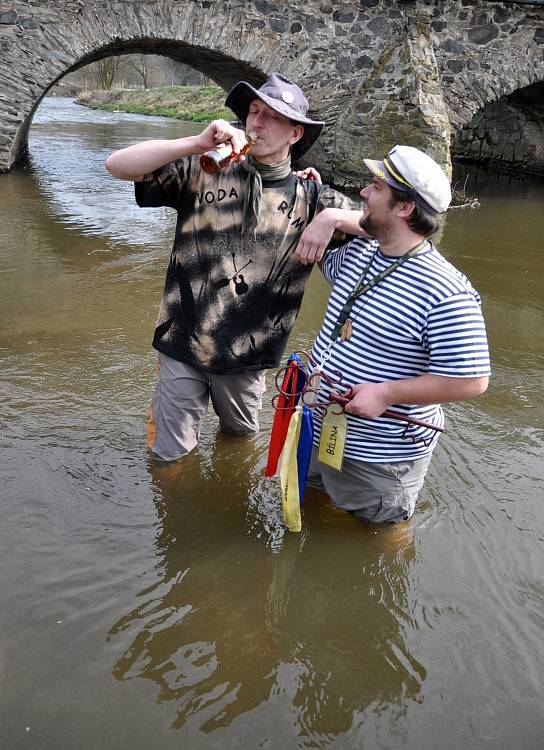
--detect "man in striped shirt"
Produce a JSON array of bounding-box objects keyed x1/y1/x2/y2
[{"x1": 295, "y1": 145, "x2": 490, "y2": 524}]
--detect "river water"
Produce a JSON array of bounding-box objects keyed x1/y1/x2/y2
[{"x1": 1, "y1": 98, "x2": 543, "y2": 749}]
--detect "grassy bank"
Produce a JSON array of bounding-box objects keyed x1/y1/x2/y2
[{"x1": 76, "y1": 85, "x2": 232, "y2": 122}]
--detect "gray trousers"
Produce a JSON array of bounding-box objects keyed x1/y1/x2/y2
[
  {"x1": 307, "y1": 445, "x2": 433, "y2": 524},
  {"x1": 147, "y1": 353, "x2": 266, "y2": 461}
]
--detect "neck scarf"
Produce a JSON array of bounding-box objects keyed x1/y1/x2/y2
[{"x1": 242, "y1": 155, "x2": 292, "y2": 236}]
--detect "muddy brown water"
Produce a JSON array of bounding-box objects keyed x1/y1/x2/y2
[{"x1": 0, "y1": 98, "x2": 543, "y2": 749}]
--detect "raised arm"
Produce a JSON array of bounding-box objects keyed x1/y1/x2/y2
[
  {"x1": 105, "y1": 120, "x2": 248, "y2": 182},
  {"x1": 295, "y1": 207, "x2": 368, "y2": 266}
]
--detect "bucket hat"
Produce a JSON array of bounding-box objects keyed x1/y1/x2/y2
[
  {"x1": 225, "y1": 73, "x2": 325, "y2": 161},
  {"x1": 364, "y1": 145, "x2": 451, "y2": 214}
]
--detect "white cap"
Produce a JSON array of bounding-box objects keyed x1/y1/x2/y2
[{"x1": 364, "y1": 145, "x2": 451, "y2": 214}]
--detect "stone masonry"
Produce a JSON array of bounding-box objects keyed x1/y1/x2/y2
[
  {"x1": 452, "y1": 82, "x2": 544, "y2": 177},
  {"x1": 0, "y1": 0, "x2": 543, "y2": 187}
]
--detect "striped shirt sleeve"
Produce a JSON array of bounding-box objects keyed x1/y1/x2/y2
[
  {"x1": 425, "y1": 293, "x2": 491, "y2": 378},
  {"x1": 322, "y1": 237, "x2": 377, "y2": 286}
]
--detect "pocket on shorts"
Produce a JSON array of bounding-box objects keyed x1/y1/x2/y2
[
  {"x1": 370, "y1": 491, "x2": 414, "y2": 524},
  {"x1": 389, "y1": 461, "x2": 415, "y2": 481}
]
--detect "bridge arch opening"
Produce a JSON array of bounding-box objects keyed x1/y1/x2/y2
[
  {"x1": 452, "y1": 81, "x2": 544, "y2": 180},
  {"x1": 16, "y1": 40, "x2": 267, "y2": 166}
]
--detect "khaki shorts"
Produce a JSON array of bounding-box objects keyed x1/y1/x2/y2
[
  {"x1": 147, "y1": 353, "x2": 266, "y2": 461},
  {"x1": 307, "y1": 445, "x2": 433, "y2": 524}
]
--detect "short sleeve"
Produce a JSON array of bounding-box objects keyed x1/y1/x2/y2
[
  {"x1": 425, "y1": 293, "x2": 491, "y2": 378},
  {"x1": 134, "y1": 158, "x2": 189, "y2": 210},
  {"x1": 321, "y1": 237, "x2": 377, "y2": 286}
]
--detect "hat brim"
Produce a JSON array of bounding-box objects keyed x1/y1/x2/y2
[
  {"x1": 364, "y1": 158, "x2": 407, "y2": 192},
  {"x1": 225, "y1": 81, "x2": 325, "y2": 161}
]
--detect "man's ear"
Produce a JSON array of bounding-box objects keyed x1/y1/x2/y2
[
  {"x1": 396, "y1": 199, "x2": 416, "y2": 219},
  {"x1": 289, "y1": 124, "x2": 304, "y2": 146}
]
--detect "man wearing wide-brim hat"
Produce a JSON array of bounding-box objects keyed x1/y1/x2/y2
[{"x1": 105, "y1": 73, "x2": 360, "y2": 462}]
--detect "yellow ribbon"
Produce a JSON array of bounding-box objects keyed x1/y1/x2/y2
[{"x1": 279, "y1": 405, "x2": 303, "y2": 533}]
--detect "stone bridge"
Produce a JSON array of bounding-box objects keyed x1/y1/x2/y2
[{"x1": 1, "y1": 0, "x2": 543, "y2": 186}]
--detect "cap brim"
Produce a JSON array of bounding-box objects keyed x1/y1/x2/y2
[
  {"x1": 225, "y1": 81, "x2": 325, "y2": 160},
  {"x1": 364, "y1": 158, "x2": 406, "y2": 191}
]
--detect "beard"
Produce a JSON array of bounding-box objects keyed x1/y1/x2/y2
[{"x1": 359, "y1": 213, "x2": 377, "y2": 238}]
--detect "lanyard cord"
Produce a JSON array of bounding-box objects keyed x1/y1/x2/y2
[{"x1": 330, "y1": 238, "x2": 429, "y2": 340}]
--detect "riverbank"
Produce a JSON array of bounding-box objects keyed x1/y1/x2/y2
[{"x1": 76, "y1": 85, "x2": 231, "y2": 122}]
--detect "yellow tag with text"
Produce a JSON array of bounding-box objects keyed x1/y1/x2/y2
[{"x1": 318, "y1": 411, "x2": 347, "y2": 471}]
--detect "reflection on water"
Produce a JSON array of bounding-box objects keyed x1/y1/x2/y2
[
  {"x1": 0, "y1": 98, "x2": 543, "y2": 749},
  {"x1": 109, "y1": 453, "x2": 421, "y2": 741}
]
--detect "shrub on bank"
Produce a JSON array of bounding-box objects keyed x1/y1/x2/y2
[{"x1": 76, "y1": 84, "x2": 232, "y2": 122}]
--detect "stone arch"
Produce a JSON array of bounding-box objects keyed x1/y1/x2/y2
[
  {"x1": 1, "y1": 0, "x2": 445, "y2": 188},
  {"x1": 452, "y1": 81, "x2": 544, "y2": 178},
  {"x1": 13, "y1": 41, "x2": 267, "y2": 176},
  {"x1": 428, "y1": 0, "x2": 544, "y2": 181},
  {"x1": 431, "y1": 1, "x2": 544, "y2": 135},
  {"x1": 6, "y1": 39, "x2": 268, "y2": 168},
  {"x1": 0, "y1": 1, "x2": 310, "y2": 174}
]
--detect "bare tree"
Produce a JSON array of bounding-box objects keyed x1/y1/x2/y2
[
  {"x1": 129, "y1": 54, "x2": 150, "y2": 89},
  {"x1": 96, "y1": 56, "x2": 121, "y2": 90}
]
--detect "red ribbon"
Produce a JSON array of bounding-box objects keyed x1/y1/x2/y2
[{"x1": 265, "y1": 360, "x2": 302, "y2": 477}]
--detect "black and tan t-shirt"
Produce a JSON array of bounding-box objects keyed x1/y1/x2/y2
[{"x1": 135, "y1": 156, "x2": 352, "y2": 374}]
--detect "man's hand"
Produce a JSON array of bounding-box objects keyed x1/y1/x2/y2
[
  {"x1": 295, "y1": 208, "x2": 337, "y2": 265},
  {"x1": 343, "y1": 382, "x2": 391, "y2": 419},
  {"x1": 195, "y1": 120, "x2": 248, "y2": 157},
  {"x1": 294, "y1": 167, "x2": 322, "y2": 184},
  {"x1": 295, "y1": 206, "x2": 368, "y2": 265}
]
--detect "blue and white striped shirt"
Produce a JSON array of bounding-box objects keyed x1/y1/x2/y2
[{"x1": 310, "y1": 237, "x2": 491, "y2": 462}]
